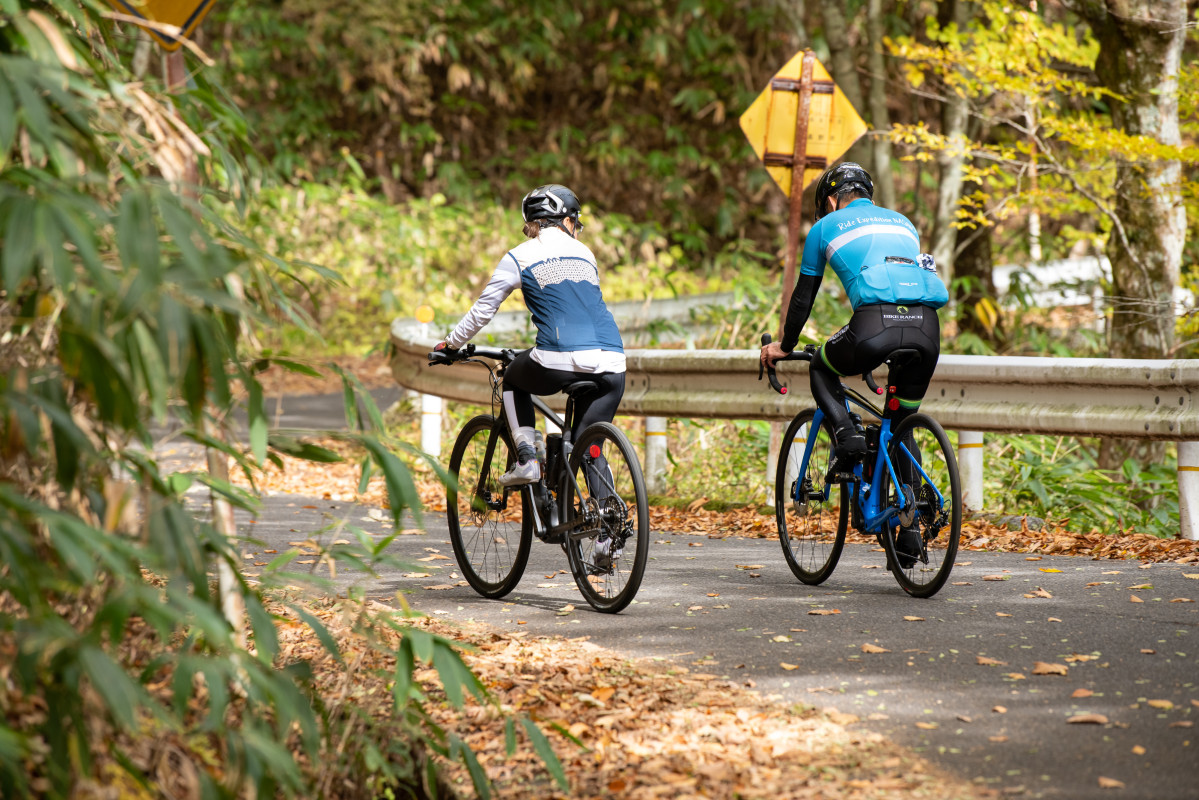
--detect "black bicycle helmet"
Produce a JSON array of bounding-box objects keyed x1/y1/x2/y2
[
  {"x1": 521, "y1": 184, "x2": 582, "y2": 223},
  {"x1": 813, "y1": 162, "x2": 874, "y2": 220}
]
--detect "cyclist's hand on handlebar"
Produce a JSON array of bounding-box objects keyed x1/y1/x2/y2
[
  {"x1": 760, "y1": 340, "x2": 790, "y2": 369},
  {"x1": 428, "y1": 340, "x2": 457, "y2": 365}
]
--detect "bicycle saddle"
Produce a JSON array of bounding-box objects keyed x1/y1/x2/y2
[{"x1": 563, "y1": 380, "x2": 601, "y2": 398}]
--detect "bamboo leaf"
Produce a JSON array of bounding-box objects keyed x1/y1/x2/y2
[{"x1": 520, "y1": 716, "x2": 569, "y2": 791}]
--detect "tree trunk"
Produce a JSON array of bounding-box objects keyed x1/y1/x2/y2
[
  {"x1": 929, "y1": 0, "x2": 971, "y2": 288},
  {"x1": 952, "y1": 179, "x2": 999, "y2": 344},
  {"x1": 865, "y1": 0, "x2": 896, "y2": 209},
  {"x1": 1072, "y1": 0, "x2": 1187, "y2": 476},
  {"x1": 822, "y1": 1, "x2": 871, "y2": 168},
  {"x1": 1076, "y1": 0, "x2": 1187, "y2": 360}
]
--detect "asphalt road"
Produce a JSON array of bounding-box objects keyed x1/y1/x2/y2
[
  {"x1": 214, "y1": 489, "x2": 1199, "y2": 800},
  {"x1": 170, "y1": 392, "x2": 1199, "y2": 799}
]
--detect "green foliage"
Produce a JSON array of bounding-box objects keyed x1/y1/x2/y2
[
  {"x1": 211, "y1": 0, "x2": 797, "y2": 256},
  {"x1": 0, "y1": 3, "x2": 514, "y2": 797},
  {"x1": 985, "y1": 435, "x2": 1178, "y2": 536},
  {"x1": 243, "y1": 181, "x2": 777, "y2": 354}
]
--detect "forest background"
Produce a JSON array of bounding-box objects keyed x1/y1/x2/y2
[
  {"x1": 2, "y1": 0, "x2": 1198, "y2": 797},
  {"x1": 218, "y1": 0, "x2": 1199, "y2": 533}
]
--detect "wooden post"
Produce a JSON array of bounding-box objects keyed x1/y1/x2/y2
[{"x1": 778, "y1": 51, "x2": 816, "y2": 339}]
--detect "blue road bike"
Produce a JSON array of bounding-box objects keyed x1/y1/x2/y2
[{"x1": 761, "y1": 335, "x2": 962, "y2": 598}]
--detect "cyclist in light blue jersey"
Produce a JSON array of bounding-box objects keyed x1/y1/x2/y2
[
  {"x1": 436, "y1": 184, "x2": 626, "y2": 487},
  {"x1": 760, "y1": 163, "x2": 948, "y2": 564}
]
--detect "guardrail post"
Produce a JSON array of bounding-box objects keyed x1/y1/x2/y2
[
  {"x1": 421, "y1": 393, "x2": 443, "y2": 457},
  {"x1": 645, "y1": 416, "x2": 668, "y2": 496},
  {"x1": 958, "y1": 430, "x2": 985, "y2": 512},
  {"x1": 1178, "y1": 441, "x2": 1199, "y2": 541}
]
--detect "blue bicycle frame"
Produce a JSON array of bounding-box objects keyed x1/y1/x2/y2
[{"x1": 793, "y1": 397, "x2": 946, "y2": 536}]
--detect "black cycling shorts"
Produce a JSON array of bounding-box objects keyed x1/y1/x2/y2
[{"x1": 820, "y1": 303, "x2": 941, "y2": 403}]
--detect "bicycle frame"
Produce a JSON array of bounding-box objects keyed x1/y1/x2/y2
[
  {"x1": 792, "y1": 386, "x2": 945, "y2": 536},
  {"x1": 467, "y1": 375, "x2": 600, "y2": 544}
]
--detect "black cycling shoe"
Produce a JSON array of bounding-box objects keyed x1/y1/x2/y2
[{"x1": 894, "y1": 525, "x2": 923, "y2": 569}]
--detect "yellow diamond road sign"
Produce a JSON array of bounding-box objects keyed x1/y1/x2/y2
[
  {"x1": 740, "y1": 51, "x2": 868, "y2": 198},
  {"x1": 105, "y1": 0, "x2": 217, "y2": 52}
]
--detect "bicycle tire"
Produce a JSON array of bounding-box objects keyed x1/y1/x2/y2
[
  {"x1": 445, "y1": 414, "x2": 533, "y2": 599},
  {"x1": 880, "y1": 413, "x2": 962, "y2": 598},
  {"x1": 776, "y1": 408, "x2": 848, "y2": 585},
  {"x1": 563, "y1": 422, "x2": 650, "y2": 613}
]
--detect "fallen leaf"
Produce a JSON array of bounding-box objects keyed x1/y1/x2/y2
[
  {"x1": 591, "y1": 686, "x2": 615, "y2": 703},
  {"x1": 707, "y1": 593, "x2": 720, "y2": 598},
  {"x1": 1141, "y1": 649, "x2": 1156, "y2": 655},
  {"x1": 1039, "y1": 568, "x2": 1062, "y2": 573},
  {"x1": 780, "y1": 662, "x2": 799, "y2": 671},
  {"x1": 1147, "y1": 699, "x2": 1174, "y2": 710},
  {"x1": 1032, "y1": 661, "x2": 1069, "y2": 676},
  {"x1": 915, "y1": 721, "x2": 938, "y2": 729},
  {"x1": 1026, "y1": 587, "x2": 1053, "y2": 599},
  {"x1": 1170, "y1": 598, "x2": 1194, "y2": 603},
  {"x1": 608, "y1": 779, "x2": 627, "y2": 792},
  {"x1": 977, "y1": 656, "x2": 1008, "y2": 666},
  {"x1": 1129, "y1": 595, "x2": 1144, "y2": 603},
  {"x1": 1128, "y1": 583, "x2": 1153, "y2": 590},
  {"x1": 1072, "y1": 688, "x2": 1095, "y2": 698},
  {"x1": 735, "y1": 564, "x2": 765, "y2": 570},
  {"x1": 537, "y1": 583, "x2": 563, "y2": 589},
  {"x1": 688, "y1": 542, "x2": 703, "y2": 547},
  {"x1": 903, "y1": 616, "x2": 925, "y2": 622},
  {"x1": 996, "y1": 612, "x2": 1013, "y2": 617},
  {"x1": 993, "y1": 705, "x2": 1008, "y2": 714},
  {"x1": 861, "y1": 643, "x2": 890, "y2": 654},
  {"x1": 402, "y1": 572, "x2": 433, "y2": 579},
  {"x1": 1183, "y1": 573, "x2": 1199, "y2": 579},
  {"x1": 983, "y1": 575, "x2": 1009, "y2": 581},
  {"x1": 1097, "y1": 776, "x2": 1125, "y2": 789},
  {"x1": 957, "y1": 715, "x2": 972, "y2": 723},
  {"x1": 1170, "y1": 721, "x2": 1194, "y2": 728},
  {"x1": 1131, "y1": 745, "x2": 1146, "y2": 755},
  {"x1": 423, "y1": 584, "x2": 455, "y2": 590},
  {"x1": 1005, "y1": 673, "x2": 1027, "y2": 681},
  {"x1": 808, "y1": 609, "x2": 841, "y2": 616},
  {"x1": 1068, "y1": 714, "x2": 1109, "y2": 724},
  {"x1": 952, "y1": 581, "x2": 972, "y2": 586},
  {"x1": 1065, "y1": 654, "x2": 1096, "y2": 663},
  {"x1": 772, "y1": 635, "x2": 793, "y2": 643},
  {"x1": 989, "y1": 735, "x2": 1009, "y2": 742},
  {"x1": 1048, "y1": 617, "x2": 1063, "y2": 622},
  {"x1": 1026, "y1": 556, "x2": 1043, "y2": 561}
]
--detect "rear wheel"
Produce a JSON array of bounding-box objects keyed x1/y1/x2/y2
[
  {"x1": 446, "y1": 415, "x2": 532, "y2": 598},
  {"x1": 776, "y1": 409, "x2": 848, "y2": 585},
  {"x1": 880, "y1": 413, "x2": 961, "y2": 598},
  {"x1": 563, "y1": 422, "x2": 649, "y2": 613}
]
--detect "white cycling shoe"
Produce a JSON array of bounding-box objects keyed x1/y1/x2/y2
[{"x1": 498, "y1": 459, "x2": 540, "y2": 487}]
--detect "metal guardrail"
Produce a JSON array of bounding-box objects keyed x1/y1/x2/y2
[{"x1": 390, "y1": 317, "x2": 1199, "y2": 441}]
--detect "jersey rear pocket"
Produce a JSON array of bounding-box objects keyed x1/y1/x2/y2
[{"x1": 858, "y1": 264, "x2": 947, "y2": 308}]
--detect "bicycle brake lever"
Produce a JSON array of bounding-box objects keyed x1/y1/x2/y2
[{"x1": 759, "y1": 333, "x2": 787, "y2": 395}]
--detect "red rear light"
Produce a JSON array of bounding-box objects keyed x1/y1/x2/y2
[{"x1": 589, "y1": 444, "x2": 602, "y2": 458}]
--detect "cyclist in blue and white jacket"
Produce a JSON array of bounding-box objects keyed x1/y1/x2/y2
[{"x1": 435, "y1": 184, "x2": 626, "y2": 487}]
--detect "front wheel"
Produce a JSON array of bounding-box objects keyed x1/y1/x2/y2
[
  {"x1": 881, "y1": 413, "x2": 961, "y2": 598},
  {"x1": 446, "y1": 415, "x2": 533, "y2": 599},
  {"x1": 776, "y1": 409, "x2": 848, "y2": 585},
  {"x1": 563, "y1": 422, "x2": 649, "y2": 613}
]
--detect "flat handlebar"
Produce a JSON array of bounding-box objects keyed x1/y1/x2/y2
[{"x1": 427, "y1": 343, "x2": 517, "y2": 366}]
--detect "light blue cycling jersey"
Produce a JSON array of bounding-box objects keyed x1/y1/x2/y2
[{"x1": 800, "y1": 198, "x2": 948, "y2": 309}]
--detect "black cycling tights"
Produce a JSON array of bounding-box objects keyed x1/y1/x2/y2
[
  {"x1": 810, "y1": 303, "x2": 941, "y2": 436},
  {"x1": 502, "y1": 349, "x2": 626, "y2": 440}
]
